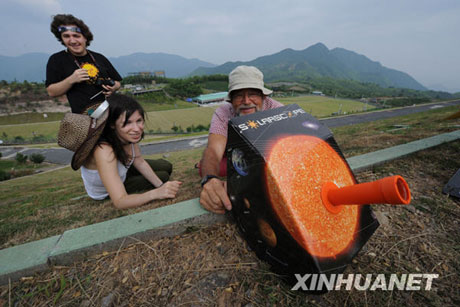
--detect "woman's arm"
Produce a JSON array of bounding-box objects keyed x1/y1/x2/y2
[{"x1": 94, "y1": 144, "x2": 179, "y2": 209}]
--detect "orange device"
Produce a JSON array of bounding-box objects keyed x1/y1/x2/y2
[{"x1": 227, "y1": 104, "x2": 411, "y2": 292}]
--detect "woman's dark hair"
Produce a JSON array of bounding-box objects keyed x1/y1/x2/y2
[
  {"x1": 100, "y1": 94, "x2": 145, "y2": 166},
  {"x1": 50, "y1": 14, "x2": 94, "y2": 46}
]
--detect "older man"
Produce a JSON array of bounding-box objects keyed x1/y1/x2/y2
[
  {"x1": 46, "y1": 14, "x2": 122, "y2": 114},
  {"x1": 199, "y1": 65, "x2": 283, "y2": 214}
]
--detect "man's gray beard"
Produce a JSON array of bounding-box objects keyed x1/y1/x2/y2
[{"x1": 236, "y1": 105, "x2": 259, "y2": 116}]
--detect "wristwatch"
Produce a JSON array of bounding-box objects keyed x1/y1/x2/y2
[{"x1": 200, "y1": 175, "x2": 218, "y2": 187}]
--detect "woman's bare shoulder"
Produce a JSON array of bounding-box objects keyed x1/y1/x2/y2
[
  {"x1": 94, "y1": 142, "x2": 113, "y2": 151},
  {"x1": 93, "y1": 143, "x2": 116, "y2": 162}
]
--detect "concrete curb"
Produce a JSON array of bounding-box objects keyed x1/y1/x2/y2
[
  {"x1": 0, "y1": 198, "x2": 226, "y2": 285},
  {"x1": 48, "y1": 199, "x2": 226, "y2": 266},
  {"x1": 1, "y1": 130, "x2": 459, "y2": 285},
  {"x1": 347, "y1": 130, "x2": 460, "y2": 171},
  {"x1": 0, "y1": 236, "x2": 61, "y2": 284}
]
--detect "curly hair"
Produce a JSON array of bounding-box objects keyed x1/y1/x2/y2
[
  {"x1": 50, "y1": 14, "x2": 93, "y2": 46},
  {"x1": 99, "y1": 94, "x2": 146, "y2": 166}
]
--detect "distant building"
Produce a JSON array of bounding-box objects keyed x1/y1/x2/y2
[
  {"x1": 127, "y1": 71, "x2": 153, "y2": 76},
  {"x1": 127, "y1": 71, "x2": 166, "y2": 78},
  {"x1": 191, "y1": 92, "x2": 228, "y2": 104},
  {"x1": 154, "y1": 71, "x2": 166, "y2": 78},
  {"x1": 312, "y1": 91, "x2": 324, "y2": 96}
]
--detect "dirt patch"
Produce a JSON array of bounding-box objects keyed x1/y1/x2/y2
[
  {"x1": 1, "y1": 141, "x2": 459, "y2": 306},
  {"x1": 0, "y1": 98, "x2": 70, "y2": 115}
]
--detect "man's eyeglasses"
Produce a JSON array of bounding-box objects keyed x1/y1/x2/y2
[
  {"x1": 232, "y1": 90, "x2": 262, "y2": 103},
  {"x1": 58, "y1": 26, "x2": 82, "y2": 33}
]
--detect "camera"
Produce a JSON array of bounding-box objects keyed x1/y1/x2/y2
[{"x1": 95, "y1": 78, "x2": 115, "y2": 86}]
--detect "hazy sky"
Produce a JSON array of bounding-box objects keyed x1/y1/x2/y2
[{"x1": 1, "y1": 0, "x2": 459, "y2": 92}]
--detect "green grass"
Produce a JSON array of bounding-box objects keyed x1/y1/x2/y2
[
  {"x1": 142, "y1": 131, "x2": 207, "y2": 142},
  {"x1": 1, "y1": 105, "x2": 458, "y2": 249},
  {"x1": 138, "y1": 99, "x2": 198, "y2": 112},
  {"x1": 332, "y1": 104, "x2": 460, "y2": 157},
  {"x1": 0, "y1": 112, "x2": 65, "y2": 125},
  {"x1": 277, "y1": 95, "x2": 375, "y2": 117},
  {"x1": 144, "y1": 107, "x2": 217, "y2": 132},
  {"x1": 0, "y1": 148, "x2": 204, "y2": 249},
  {"x1": 0, "y1": 158, "x2": 50, "y2": 180},
  {"x1": 0, "y1": 121, "x2": 61, "y2": 141},
  {"x1": 0, "y1": 159, "x2": 18, "y2": 170},
  {"x1": 0, "y1": 159, "x2": 41, "y2": 172}
]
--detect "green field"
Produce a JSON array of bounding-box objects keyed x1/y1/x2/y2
[
  {"x1": 277, "y1": 95, "x2": 375, "y2": 117},
  {"x1": 138, "y1": 99, "x2": 197, "y2": 112},
  {"x1": 0, "y1": 121, "x2": 61, "y2": 141},
  {"x1": 0, "y1": 112, "x2": 64, "y2": 125},
  {"x1": 143, "y1": 106, "x2": 217, "y2": 132},
  {"x1": 0, "y1": 96, "x2": 372, "y2": 142}
]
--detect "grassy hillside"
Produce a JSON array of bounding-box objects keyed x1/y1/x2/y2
[
  {"x1": 1, "y1": 105, "x2": 458, "y2": 250},
  {"x1": 1, "y1": 106, "x2": 459, "y2": 307}
]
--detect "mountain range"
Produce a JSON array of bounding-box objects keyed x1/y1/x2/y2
[
  {"x1": 191, "y1": 43, "x2": 427, "y2": 91},
  {"x1": 0, "y1": 52, "x2": 215, "y2": 83},
  {"x1": 1, "y1": 43, "x2": 426, "y2": 91}
]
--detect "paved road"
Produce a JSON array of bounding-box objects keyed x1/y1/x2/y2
[
  {"x1": 321, "y1": 100, "x2": 460, "y2": 127},
  {"x1": 1, "y1": 100, "x2": 459, "y2": 165}
]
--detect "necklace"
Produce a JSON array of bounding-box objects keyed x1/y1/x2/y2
[{"x1": 66, "y1": 49, "x2": 99, "y2": 69}]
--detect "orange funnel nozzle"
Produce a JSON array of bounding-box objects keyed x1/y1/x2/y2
[{"x1": 321, "y1": 175, "x2": 411, "y2": 214}]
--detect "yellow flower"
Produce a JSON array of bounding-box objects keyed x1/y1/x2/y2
[{"x1": 81, "y1": 63, "x2": 99, "y2": 78}]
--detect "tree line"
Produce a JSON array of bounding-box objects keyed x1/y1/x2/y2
[{"x1": 1, "y1": 74, "x2": 459, "y2": 102}]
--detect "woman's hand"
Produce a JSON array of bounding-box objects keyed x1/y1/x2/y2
[{"x1": 154, "y1": 181, "x2": 182, "y2": 199}]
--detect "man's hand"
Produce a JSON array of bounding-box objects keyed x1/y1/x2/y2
[
  {"x1": 102, "y1": 81, "x2": 121, "y2": 97},
  {"x1": 199, "y1": 178, "x2": 232, "y2": 214},
  {"x1": 70, "y1": 68, "x2": 90, "y2": 84}
]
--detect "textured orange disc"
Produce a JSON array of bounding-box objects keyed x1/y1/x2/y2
[{"x1": 265, "y1": 135, "x2": 359, "y2": 258}]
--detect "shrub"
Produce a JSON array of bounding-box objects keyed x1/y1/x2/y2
[
  {"x1": 15, "y1": 152, "x2": 28, "y2": 163},
  {"x1": 30, "y1": 153, "x2": 45, "y2": 164},
  {"x1": 0, "y1": 170, "x2": 11, "y2": 181},
  {"x1": 14, "y1": 136, "x2": 25, "y2": 143},
  {"x1": 31, "y1": 135, "x2": 49, "y2": 143},
  {"x1": 196, "y1": 124, "x2": 207, "y2": 131}
]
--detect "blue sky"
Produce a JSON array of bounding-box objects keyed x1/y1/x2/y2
[{"x1": 1, "y1": 0, "x2": 460, "y2": 92}]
